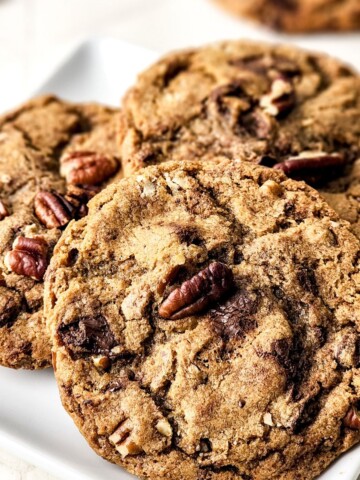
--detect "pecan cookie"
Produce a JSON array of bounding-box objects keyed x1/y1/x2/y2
[
  {"x1": 213, "y1": 0, "x2": 360, "y2": 32},
  {"x1": 119, "y1": 40, "x2": 360, "y2": 236},
  {"x1": 0, "y1": 95, "x2": 121, "y2": 369},
  {"x1": 45, "y1": 159, "x2": 360, "y2": 480}
]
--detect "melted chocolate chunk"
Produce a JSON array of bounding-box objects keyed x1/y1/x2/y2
[
  {"x1": 174, "y1": 226, "x2": 203, "y2": 246},
  {"x1": 297, "y1": 265, "x2": 318, "y2": 295},
  {"x1": 58, "y1": 315, "x2": 116, "y2": 357},
  {"x1": 0, "y1": 293, "x2": 22, "y2": 328},
  {"x1": 210, "y1": 290, "x2": 258, "y2": 339}
]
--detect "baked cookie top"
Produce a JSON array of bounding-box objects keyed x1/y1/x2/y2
[
  {"x1": 321, "y1": 158, "x2": 360, "y2": 240},
  {"x1": 119, "y1": 40, "x2": 360, "y2": 236},
  {"x1": 46, "y1": 159, "x2": 360, "y2": 480},
  {"x1": 214, "y1": 0, "x2": 360, "y2": 33},
  {"x1": 0, "y1": 95, "x2": 121, "y2": 369}
]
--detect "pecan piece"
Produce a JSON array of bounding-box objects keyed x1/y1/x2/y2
[
  {"x1": 274, "y1": 152, "x2": 346, "y2": 184},
  {"x1": 344, "y1": 406, "x2": 360, "y2": 430},
  {"x1": 260, "y1": 78, "x2": 295, "y2": 117},
  {"x1": 34, "y1": 191, "x2": 74, "y2": 229},
  {"x1": 4, "y1": 237, "x2": 48, "y2": 280},
  {"x1": 109, "y1": 419, "x2": 143, "y2": 458},
  {"x1": 0, "y1": 200, "x2": 9, "y2": 220},
  {"x1": 159, "y1": 262, "x2": 234, "y2": 320},
  {"x1": 60, "y1": 151, "x2": 119, "y2": 185},
  {"x1": 57, "y1": 315, "x2": 116, "y2": 357}
]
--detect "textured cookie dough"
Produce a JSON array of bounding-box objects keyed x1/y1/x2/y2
[
  {"x1": 119, "y1": 40, "x2": 360, "y2": 236},
  {"x1": 321, "y1": 158, "x2": 360, "y2": 239},
  {"x1": 0, "y1": 95, "x2": 121, "y2": 369},
  {"x1": 214, "y1": 0, "x2": 360, "y2": 33},
  {"x1": 46, "y1": 160, "x2": 360, "y2": 480}
]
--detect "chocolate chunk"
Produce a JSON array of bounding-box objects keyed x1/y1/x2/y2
[
  {"x1": 240, "y1": 109, "x2": 273, "y2": 139},
  {"x1": 174, "y1": 226, "x2": 203, "y2": 246},
  {"x1": 210, "y1": 290, "x2": 258, "y2": 339},
  {"x1": 297, "y1": 265, "x2": 318, "y2": 295},
  {"x1": 258, "y1": 155, "x2": 278, "y2": 168},
  {"x1": 0, "y1": 290, "x2": 22, "y2": 328},
  {"x1": 208, "y1": 81, "x2": 253, "y2": 123},
  {"x1": 269, "y1": 0, "x2": 297, "y2": 11},
  {"x1": 58, "y1": 315, "x2": 116, "y2": 357}
]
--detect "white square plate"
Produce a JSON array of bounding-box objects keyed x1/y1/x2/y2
[{"x1": 0, "y1": 38, "x2": 359, "y2": 480}]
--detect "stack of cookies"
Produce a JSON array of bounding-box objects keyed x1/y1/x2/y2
[{"x1": 1, "y1": 40, "x2": 360, "y2": 480}]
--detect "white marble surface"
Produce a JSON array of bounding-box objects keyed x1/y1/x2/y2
[{"x1": 0, "y1": 1, "x2": 360, "y2": 479}]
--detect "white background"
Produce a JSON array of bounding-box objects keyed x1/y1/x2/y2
[{"x1": 0, "y1": 0, "x2": 360, "y2": 478}]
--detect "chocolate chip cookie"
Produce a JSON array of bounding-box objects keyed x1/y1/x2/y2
[
  {"x1": 0, "y1": 95, "x2": 121, "y2": 369},
  {"x1": 45, "y1": 159, "x2": 360, "y2": 480},
  {"x1": 214, "y1": 0, "x2": 360, "y2": 32},
  {"x1": 119, "y1": 40, "x2": 360, "y2": 237}
]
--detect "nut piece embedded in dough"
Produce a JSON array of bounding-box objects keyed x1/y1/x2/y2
[
  {"x1": 259, "y1": 179, "x2": 283, "y2": 197},
  {"x1": 0, "y1": 200, "x2": 9, "y2": 220},
  {"x1": 263, "y1": 412, "x2": 275, "y2": 426},
  {"x1": 274, "y1": 151, "x2": 345, "y2": 184},
  {"x1": 34, "y1": 191, "x2": 74, "y2": 229},
  {"x1": 155, "y1": 419, "x2": 172, "y2": 437},
  {"x1": 109, "y1": 419, "x2": 143, "y2": 458},
  {"x1": 159, "y1": 262, "x2": 234, "y2": 320},
  {"x1": 60, "y1": 150, "x2": 119, "y2": 185},
  {"x1": 93, "y1": 355, "x2": 111, "y2": 371},
  {"x1": 4, "y1": 236, "x2": 48, "y2": 280},
  {"x1": 343, "y1": 406, "x2": 360, "y2": 430}
]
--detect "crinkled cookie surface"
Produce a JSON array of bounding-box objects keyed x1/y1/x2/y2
[
  {"x1": 46, "y1": 159, "x2": 360, "y2": 480},
  {"x1": 0, "y1": 95, "x2": 121, "y2": 369},
  {"x1": 119, "y1": 40, "x2": 360, "y2": 237}
]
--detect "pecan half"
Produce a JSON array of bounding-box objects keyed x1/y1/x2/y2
[
  {"x1": 343, "y1": 406, "x2": 360, "y2": 430},
  {"x1": 260, "y1": 78, "x2": 295, "y2": 117},
  {"x1": 34, "y1": 191, "x2": 74, "y2": 229},
  {"x1": 159, "y1": 262, "x2": 234, "y2": 320},
  {"x1": 274, "y1": 152, "x2": 346, "y2": 184},
  {"x1": 60, "y1": 151, "x2": 119, "y2": 185},
  {"x1": 0, "y1": 200, "x2": 9, "y2": 220},
  {"x1": 57, "y1": 315, "x2": 116, "y2": 357},
  {"x1": 4, "y1": 237, "x2": 48, "y2": 281}
]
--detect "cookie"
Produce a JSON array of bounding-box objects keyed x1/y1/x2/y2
[
  {"x1": 119, "y1": 40, "x2": 360, "y2": 236},
  {"x1": 45, "y1": 159, "x2": 360, "y2": 480},
  {"x1": 214, "y1": 0, "x2": 360, "y2": 33},
  {"x1": 0, "y1": 95, "x2": 121, "y2": 369}
]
